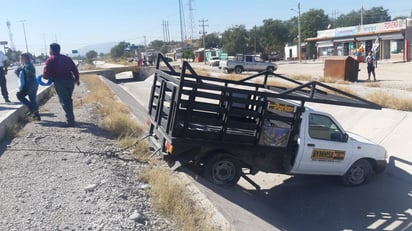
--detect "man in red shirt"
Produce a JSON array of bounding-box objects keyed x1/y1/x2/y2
[{"x1": 43, "y1": 43, "x2": 80, "y2": 127}]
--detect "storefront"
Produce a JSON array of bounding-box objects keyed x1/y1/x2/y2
[{"x1": 306, "y1": 19, "x2": 412, "y2": 62}]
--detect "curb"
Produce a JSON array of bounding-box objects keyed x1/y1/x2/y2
[{"x1": 0, "y1": 86, "x2": 53, "y2": 141}]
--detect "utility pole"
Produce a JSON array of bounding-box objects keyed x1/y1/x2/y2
[
  {"x1": 199, "y1": 18, "x2": 208, "y2": 63},
  {"x1": 19, "y1": 19, "x2": 29, "y2": 53},
  {"x1": 254, "y1": 25, "x2": 257, "y2": 55},
  {"x1": 291, "y1": 2, "x2": 301, "y2": 63},
  {"x1": 41, "y1": 33, "x2": 47, "y2": 57},
  {"x1": 361, "y1": 6, "x2": 363, "y2": 26},
  {"x1": 6, "y1": 20, "x2": 16, "y2": 51},
  {"x1": 178, "y1": 0, "x2": 185, "y2": 56}
]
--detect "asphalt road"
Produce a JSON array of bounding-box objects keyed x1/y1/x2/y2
[{"x1": 109, "y1": 61, "x2": 411, "y2": 231}]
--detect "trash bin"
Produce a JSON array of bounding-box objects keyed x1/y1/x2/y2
[{"x1": 324, "y1": 56, "x2": 359, "y2": 82}]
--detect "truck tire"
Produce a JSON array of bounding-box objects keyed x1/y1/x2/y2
[
  {"x1": 342, "y1": 159, "x2": 373, "y2": 186},
  {"x1": 267, "y1": 67, "x2": 275, "y2": 73},
  {"x1": 203, "y1": 154, "x2": 241, "y2": 187},
  {"x1": 234, "y1": 66, "x2": 243, "y2": 74}
]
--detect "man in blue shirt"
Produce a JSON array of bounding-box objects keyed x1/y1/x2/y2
[{"x1": 366, "y1": 51, "x2": 376, "y2": 81}]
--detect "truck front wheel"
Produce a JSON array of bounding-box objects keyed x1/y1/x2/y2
[
  {"x1": 234, "y1": 66, "x2": 243, "y2": 74},
  {"x1": 203, "y1": 154, "x2": 241, "y2": 187},
  {"x1": 342, "y1": 159, "x2": 373, "y2": 186}
]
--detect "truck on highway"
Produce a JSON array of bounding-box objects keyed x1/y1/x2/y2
[
  {"x1": 147, "y1": 54, "x2": 387, "y2": 189},
  {"x1": 219, "y1": 54, "x2": 278, "y2": 74}
]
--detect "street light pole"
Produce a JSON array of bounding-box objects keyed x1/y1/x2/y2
[
  {"x1": 291, "y1": 3, "x2": 301, "y2": 63},
  {"x1": 19, "y1": 20, "x2": 29, "y2": 53}
]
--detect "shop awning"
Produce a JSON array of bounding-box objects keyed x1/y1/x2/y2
[
  {"x1": 355, "y1": 35, "x2": 378, "y2": 41},
  {"x1": 316, "y1": 41, "x2": 333, "y2": 47},
  {"x1": 333, "y1": 37, "x2": 355, "y2": 42},
  {"x1": 378, "y1": 33, "x2": 404, "y2": 40}
]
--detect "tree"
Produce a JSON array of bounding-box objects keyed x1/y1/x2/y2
[
  {"x1": 221, "y1": 25, "x2": 251, "y2": 55},
  {"x1": 301, "y1": 9, "x2": 329, "y2": 39},
  {"x1": 258, "y1": 19, "x2": 289, "y2": 56},
  {"x1": 149, "y1": 40, "x2": 165, "y2": 51},
  {"x1": 85, "y1": 50, "x2": 98, "y2": 64},
  {"x1": 110, "y1": 41, "x2": 130, "y2": 59},
  {"x1": 205, "y1": 33, "x2": 221, "y2": 49},
  {"x1": 336, "y1": 6, "x2": 391, "y2": 27}
]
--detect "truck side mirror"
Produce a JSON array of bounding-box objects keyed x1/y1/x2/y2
[{"x1": 342, "y1": 133, "x2": 349, "y2": 142}]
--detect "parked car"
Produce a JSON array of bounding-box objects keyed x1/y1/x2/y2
[
  {"x1": 220, "y1": 54, "x2": 277, "y2": 74},
  {"x1": 209, "y1": 56, "x2": 220, "y2": 66}
]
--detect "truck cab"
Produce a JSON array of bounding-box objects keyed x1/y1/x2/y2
[
  {"x1": 292, "y1": 108, "x2": 386, "y2": 184},
  {"x1": 259, "y1": 98, "x2": 387, "y2": 186}
]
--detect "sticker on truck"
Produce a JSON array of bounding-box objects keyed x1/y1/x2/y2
[
  {"x1": 311, "y1": 148, "x2": 346, "y2": 161},
  {"x1": 268, "y1": 102, "x2": 295, "y2": 113}
]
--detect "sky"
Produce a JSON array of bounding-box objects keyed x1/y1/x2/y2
[{"x1": 0, "y1": 0, "x2": 411, "y2": 55}]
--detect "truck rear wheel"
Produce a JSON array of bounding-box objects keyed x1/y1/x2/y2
[
  {"x1": 342, "y1": 159, "x2": 373, "y2": 186},
  {"x1": 267, "y1": 67, "x2": 275, "y2": 73},
  {"x1": 234, "y1": 66, "x2": 243, "y2": 74},
  {"x1": 203, "y1": 154, "x2": 241, "y2": 187}
]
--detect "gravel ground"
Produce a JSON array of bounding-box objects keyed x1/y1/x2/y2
[{"x1": 0, "y1": 82, "x2": 176, "y2": 230}]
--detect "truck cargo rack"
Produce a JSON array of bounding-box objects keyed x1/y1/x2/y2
[
  {"x1": 148, "y1": 53, "x2": 381, "y2": 151},
  {"x1": 153, "y1": 53, "x2": 381, "y2": 110}
]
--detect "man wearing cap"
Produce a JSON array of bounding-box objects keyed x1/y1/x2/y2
[
  {"x1": 43, "y1": 43, "x2": 80, "y2": 127},
  {"x1": 0, "y1": 50, "x2": 10, "y2": 103}
]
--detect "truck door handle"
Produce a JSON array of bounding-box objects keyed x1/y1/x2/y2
[{"x1": 307, "y1": 143, "x2": 315, "y2": 147}]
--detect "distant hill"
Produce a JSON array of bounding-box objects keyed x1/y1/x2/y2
[{"x1": 76, "y1": 42, "x2": 118, "y2": 56}]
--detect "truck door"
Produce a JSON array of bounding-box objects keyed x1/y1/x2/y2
[{"x1": 294, "y1": 113, "x2": 352, "y2": 175}]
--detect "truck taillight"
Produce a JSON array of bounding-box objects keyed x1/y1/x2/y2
[
  {"x1": 146, "y1": 118, "x2": 151, "y2": 126},
  {"x1": 165, "y1": 141, "x2": 173, "y2": 154}
]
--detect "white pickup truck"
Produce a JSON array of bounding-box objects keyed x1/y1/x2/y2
[
  {"x1": 148, "y1": 55, "x2": 387, "y2": 189},
  {"x1": 219, "y1": 54, "x2": 278, "y2": 74}
]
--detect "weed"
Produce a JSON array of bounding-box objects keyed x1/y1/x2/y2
[{"x1": 366, "y1": 91, "x2": 412, "y2": 111}]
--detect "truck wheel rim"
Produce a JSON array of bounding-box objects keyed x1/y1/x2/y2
[
  {"x1": 348, "y1": 166, "x2": 365, "y2": 184},
  {"x1": 212, "y1": 160, "x2": 236, "y2": 183}
]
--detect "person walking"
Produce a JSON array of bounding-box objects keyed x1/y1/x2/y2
[
  {"x1": 43, "y1": 43, "x2": 80, "y2": 127},
  {"x1": 15, "y1": 53, "x2": 40, "y2": 120},
  {"x1": 366, "y1": 51, "x2": 376, "y2": 81},
  {"x1": 0, "y1": 50, "x2": 10, "y2": 103}
]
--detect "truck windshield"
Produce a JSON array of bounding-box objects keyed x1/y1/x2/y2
[{"x1": 308, "y1": 114, "x2": 345, "y2": 142}]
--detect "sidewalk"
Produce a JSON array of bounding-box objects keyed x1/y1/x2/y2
[{"x1": 0, "y1": 85, "x2": 52, "y2": 140}]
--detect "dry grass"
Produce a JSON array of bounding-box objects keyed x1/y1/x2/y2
[
  {"x1": 365, "y1": 81, "x2": 381, "y2": 88},
  {"x1": 139, "y1": 167, "x2": 213, "y2": 231},
  {"x1": 317, "y1": 76, "x2": 351, "y2": 85},
  {"x1": 82, "y1": 74, "x2": 142, "y2": 138},
  {"x1": 366, "y1": 91, "x2": 412, "y2": 111},
  {"x1": 289, "y1": 74, "x2": 313, "y2": 81},
  {"x1": 81, "y1": 73, "x2": 218, "y2": 231},
  {"x1": 193, "y1": 67, "x2": 212, "y2": 77},
  {"x1": 265, "y1": 79, "x2": 296, "y2": 89}
]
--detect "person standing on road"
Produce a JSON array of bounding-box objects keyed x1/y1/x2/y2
[
  {"x1": 43, "y1": 43, "x2": 80, "y2": 127},
  {"x1": 15, "y1": 53, "x2": 41, "y2": 120},
  {"x1": 366, "y1": 51, "x2": 376, "y2": 81},
  {"x1": 0, "y1": 50, "x2": 10, "y2": 103}
]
